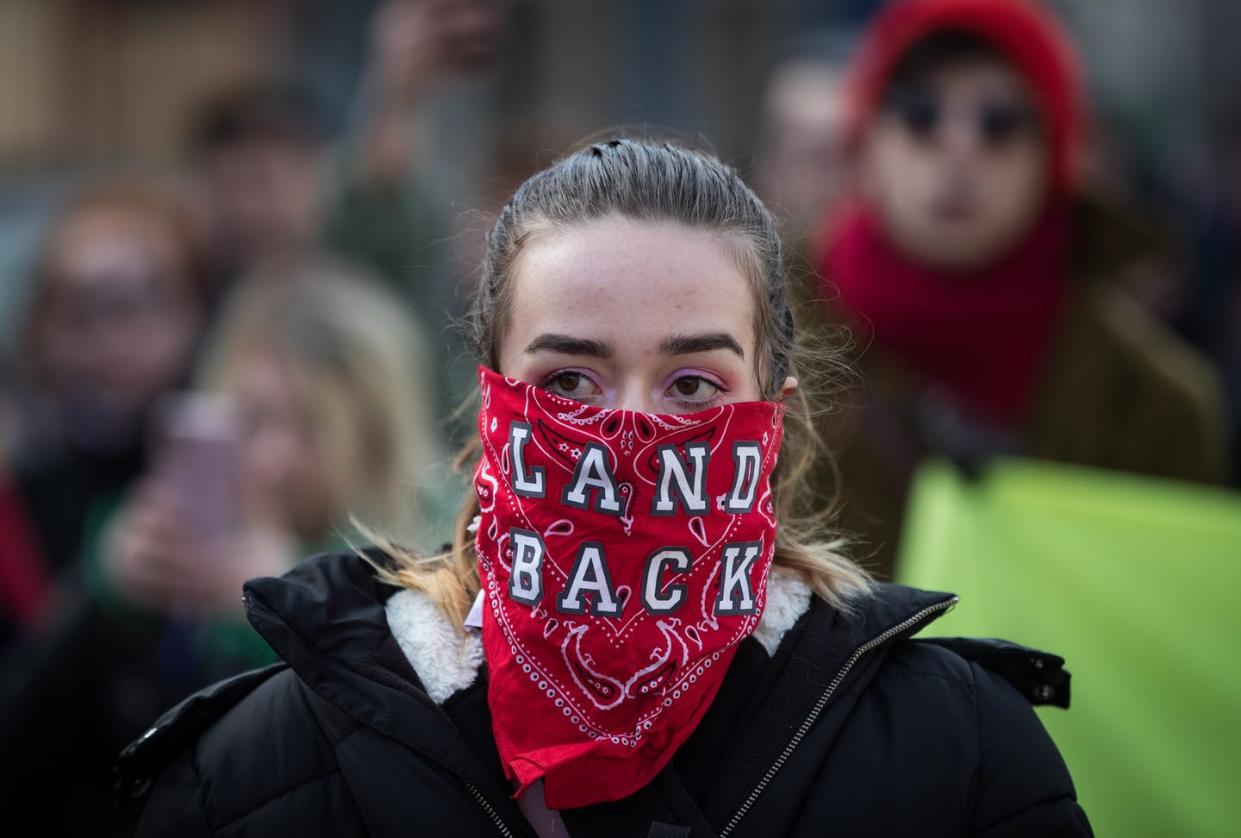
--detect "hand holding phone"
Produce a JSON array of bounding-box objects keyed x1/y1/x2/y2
[{"x1": 152, "y1": 392, "x2": 241, "y2": 543}]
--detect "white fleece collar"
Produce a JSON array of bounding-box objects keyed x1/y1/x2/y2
[
  {"x1": 385, "y1": 586, "x2": 485, "y2": 703},
  {"x1": 384, "y1": 564, "x2": 813, "y2": 705},
  {"x1": 752, "y1": 565, "x2": 814, "y2": 655}
]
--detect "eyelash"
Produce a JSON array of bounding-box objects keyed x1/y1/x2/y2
[
  {"x1": 666, "y1": 372, "x2": 728, "y2": 408},
  {"x1": 540, "y1": 369, "x2": 602, "y2": 400},
  {"x1": 538, "y1": 369, "x2": 728, "y2": 409}
]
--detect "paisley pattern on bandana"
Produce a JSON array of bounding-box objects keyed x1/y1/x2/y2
[{"x1": 473, "y1": 366, "x2": 784, "y2": 808}]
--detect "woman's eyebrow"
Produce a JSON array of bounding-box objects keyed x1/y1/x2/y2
[
  {"x1": 659, "y1": 332, "x2": 744, "y2": 358},
  {"x1": 525, "y1": 333, "x2": 614, "y2": 357}
]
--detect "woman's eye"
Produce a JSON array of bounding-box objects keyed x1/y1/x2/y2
[
  {"x1": 543, "y1": 371, "x2": 601, "y2": 403},
  {"x1": 667, "y1": 375, "x2": 721, "y2": 404}
]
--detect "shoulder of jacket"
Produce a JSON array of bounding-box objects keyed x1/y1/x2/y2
[
  {"x1": 199, "y1": 671, "x2": 353, "y2": 829},
  {"x1": 116, "y1": 664, "x2": 287, "y2": 802},
  {"x1": 193, "y1": 664, "x2": 348, "y2": 764},
  {"x1": 119, "y1": 664, "x2": 352, "y2": 815},
  {"x1": 884, "y1": 636, "x2": 1071, "y2": 709},
  {"x1": 134, "y1": 669, "x2": 363, "y2": 835},
  {"x1": 841, "y1": 636, "x2": 1088, "y2": 834}
]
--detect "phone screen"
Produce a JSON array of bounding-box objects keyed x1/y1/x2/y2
[{"x1": 153, "y1": 392, "x2": 241, "y2": 542}]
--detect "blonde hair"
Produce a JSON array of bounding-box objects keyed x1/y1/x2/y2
[
  {"x1": 372, "y1": 138, "x2": 872, "y2": 627},
  {"x1": 199, "y1": 257, "x2": 441, "y2": 545}
]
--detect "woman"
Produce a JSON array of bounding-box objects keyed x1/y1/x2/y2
[
  {"x1": 116, "y1": 139, "x2": 1089, "y2": 836},
  {"x1": 11, "y1": 180, "x2": 207, "y2": 575},
  {"x1": 814, "y1": 0, "x2": 1229, "y2": 577},
  {"x1": 93, "y1": 261, "x2": 448, "y2": 681}
]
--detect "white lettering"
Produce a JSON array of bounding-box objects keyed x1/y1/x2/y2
[
  {"x1": 557, "y1": 543, "x2": 621, "y2": 615},
  {"x1": 509, "y1": 422, "x2": 545, "y2": 497},
  {"x1": 652, "y1": 444, "x2": 709, "y2": 515},
  {"x1": 716, "y1": 542, "x2": 761, "y2": 615},
  {"x1": 561, "y1": 444, "x2": 621, "y2": 514},
  {"x1": 641, "y1": 548, "x2": 690, "y2": 613},
  {"x1": 509, "y1": 529, "x2": 545, "y2": 605},
  {"x1": 724, "y1": 443, "x2": 762, "y2": 513}
]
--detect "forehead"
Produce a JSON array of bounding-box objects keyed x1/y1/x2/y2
[
  {"x1": 507, "y1": 215, "x2": 756, "y2": 348},
  {"x1": 52, "y1": 211, "x2": 177, "y2": 280},
  {"x1": 768, "y1": 63, "x2": 844, "y2": 128},
  {"x1": 914, "y1": 58, "x2": 1033, "y2": 101}
]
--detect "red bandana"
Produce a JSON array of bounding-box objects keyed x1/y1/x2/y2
[{"x1": 473, "y1": 366, "x2": 784, "y2": 808}]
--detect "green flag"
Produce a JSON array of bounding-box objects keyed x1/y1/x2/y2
[{"x1": 897, "y1": 458, "x2": 1241, "y2": 838}]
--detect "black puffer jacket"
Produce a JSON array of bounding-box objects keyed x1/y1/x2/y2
[{"x1": 116, "y1": 552, "x2": 1091, "y2": 837}]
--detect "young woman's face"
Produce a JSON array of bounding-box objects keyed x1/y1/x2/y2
[{"x1": 498, "y1": 215, "x2": 792, "y2": 414}]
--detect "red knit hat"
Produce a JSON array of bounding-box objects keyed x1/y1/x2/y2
[{"x1": 843, "y1": 0, "x2": 1087, "y2": 193}]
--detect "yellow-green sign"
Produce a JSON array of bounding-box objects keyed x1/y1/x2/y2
[{"x1": 897, "y1": 459, "x2": 1241, "y2": 838}]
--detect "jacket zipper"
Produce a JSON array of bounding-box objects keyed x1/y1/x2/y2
[
  {"x1": 719, "y1": 597, "x2": 959, "y2": 837},
  {"x1": 465, "y1": 780, "x2": 516, "y2": 837}
]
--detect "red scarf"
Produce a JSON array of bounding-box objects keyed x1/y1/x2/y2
[
  {"x1": 824, "y1": 203, "x2": 1071, "y2": 424},
  {"x1": 473, "y1": 366, "x2": 784, "y2": 808}
]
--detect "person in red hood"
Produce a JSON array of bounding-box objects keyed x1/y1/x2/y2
[{"x1": 818, "y1": 0, "x2": 1231, "y2": 578}]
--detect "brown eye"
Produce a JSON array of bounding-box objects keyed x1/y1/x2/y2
[
  {"x1": 541, "y1": 370, "x2": 602, "y2": 404},
  {"x1": 667, "y1": 375, "x2": 721, "y2": 405},
  {"x1": 674, "y1": 378, "x2": 700, "y2": 397}
]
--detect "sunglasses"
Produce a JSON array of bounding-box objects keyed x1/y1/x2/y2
[{"x1": 884, "y1": 87, "x2": 1041, "y2": 147}]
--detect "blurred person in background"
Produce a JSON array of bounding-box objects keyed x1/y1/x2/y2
[
  {"x1": 816, "y1": 0, "x2": 1231, "y2": 577},
  {"x1": 0, "y1": 179, "x2": 208, "y2": 834},
  {"x1": 754, "y1": 30, "x2": 861, "y2": 469},
  {"x1": 1, "y1": 261, "x2": 449, "y2": 836},
  {"x1": 186, "y1": 0, "x2": 508, "y2": 427},
  {"x1": 9, "y1": 180, "x2": 207, "y2": 580},
  {"x1": 332, "y1": 0, "x2": 506, "y2": 422},
  {"x1": 755, "y1": 30, "x2": 858, "y2": 256},
  {"x1": 187, "y1": 81, "x2": 332, "y2": 298},
  {"x1": 94, "y1": 260, "x2": 448, "y2": 670}
]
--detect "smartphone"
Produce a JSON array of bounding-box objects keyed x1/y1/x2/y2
[{"x1": 152, "y1": 392, "x2": 241, "y2": 543}]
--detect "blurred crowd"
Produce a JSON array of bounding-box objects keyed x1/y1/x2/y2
[{"x1": 0, "y1": 0, "x2": 1237, "y2": 834}]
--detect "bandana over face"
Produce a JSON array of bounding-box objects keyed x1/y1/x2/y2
[{"x1": 473, "y1": 366, "x2": 784, "y2": 808}]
